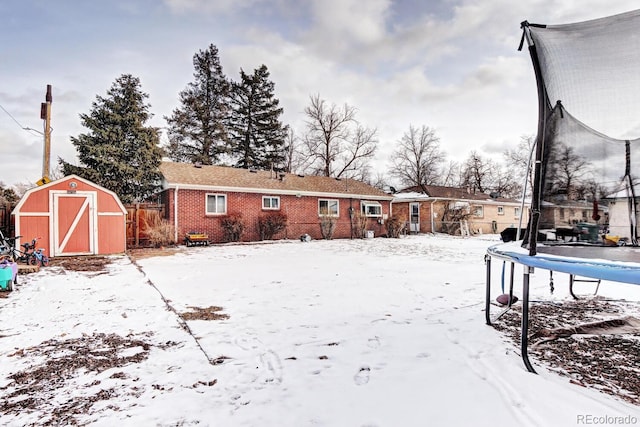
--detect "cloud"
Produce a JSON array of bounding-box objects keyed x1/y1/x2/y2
[{"x1": 163, "y1": 0, "x2": 259, "y2": 14}]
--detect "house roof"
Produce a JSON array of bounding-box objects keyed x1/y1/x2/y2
[
  {"x1": 395, "y1": 185, "x2": 522, "y2": 204},
  {"x1": 159, "y1": 162, "x2": 393, "y2": 200}
]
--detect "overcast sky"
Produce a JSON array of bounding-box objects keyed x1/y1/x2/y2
[{"x1": 1, "y1": 0, "x2": 638, "y2": 187}]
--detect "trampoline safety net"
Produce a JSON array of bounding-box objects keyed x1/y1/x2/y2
[{"x1": 521, "y1": 9, "x2": 640, "y2": 254}]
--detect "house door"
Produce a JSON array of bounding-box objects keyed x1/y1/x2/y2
[
  {"x1": 52, "y1": 192, "x2": 96, "y2": 256},
  {"x1": 410, "y1": 203, "x2": 420, "y2": 233}
]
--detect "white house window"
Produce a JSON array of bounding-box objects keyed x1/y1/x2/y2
[
  {"x1": 262, "y1": 196, "x2": 280, "y2": 210},
  {"x1": 497, "y1": 206, "x2": 504, "y2": 215},
  {"x1": 514, "y1": 207, "x2": 521, "y2": 218},
  {"x1": 472, "y1": 205, "x2": 484, "y2": 218},
  {"x1": 206, "y1": 194, "x2": 227, "y2": 215},
  {"x1": 361, "y1": 201, "x2": 382, "y2": 217},
  {"x1": 319, "y1": 199, "x2": 339, "y2": 216}
]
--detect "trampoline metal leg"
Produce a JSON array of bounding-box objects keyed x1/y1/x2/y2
[
  {"x1": 508, "y1": 262, "x2": 516, "y2": 308},
  {"x1": 521, "y1": 267, "x2": 537, "y2": 374},
  {"x1": 569, "y1": 274, "x2": 578, "y2": 300},
  {"x1": 485, "y1": 254, "x2": 492, "y2": 325}
]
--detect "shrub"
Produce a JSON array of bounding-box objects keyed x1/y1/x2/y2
[
  {"x1": 319, "y1": 215, "x2": 336, "y2": 240},
  {"x1": 146, "y1": 219, "x2": 176, "y2": 247},
  {"x1": 352, "y1": 211, "x2": 368, "y2": 238},
  {"x1": 258, "y1": 212, "x2": 288, "y2": 240},
  {"x1": 221, "y1": 213, "x2": 245, "y2": 242},
  {"x1": 386, "y1": 214, "x2": 405, "y2": 238}
]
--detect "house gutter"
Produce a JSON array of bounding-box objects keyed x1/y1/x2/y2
[
  {"x1": 431, "y1": 200, "x2": 436, "y2": 233},
  {"x1": 173, "y1": 185, "x2": 179, "y2": 243}
]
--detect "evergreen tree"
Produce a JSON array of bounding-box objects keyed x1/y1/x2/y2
[
  {"x1": 60, "y1": 74, "x2": 162, "y2": 204},
  {"x1": 165, "y1": 44, "x2": 231, "y2": 165},
  {"x1": 0, "y1": 182, "x2": 19, "y2": 206},
  {"x1": 228, "y1": 64, "x2": 288, "y2": 170}
]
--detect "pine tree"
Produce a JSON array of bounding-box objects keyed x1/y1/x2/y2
[
  {"x1": 228, "y1": 65, "x2": 288, "y2": 170},
  {"x1": 165, "y1": 44, "x2": 231, "y2": 165},
  {"x1": 60, "y1": 74, "x2": 162, "y2": 204}
]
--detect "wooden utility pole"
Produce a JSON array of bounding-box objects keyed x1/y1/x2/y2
[{"x1": 40, "y1": 84, "x2": 52, "y2": 180}]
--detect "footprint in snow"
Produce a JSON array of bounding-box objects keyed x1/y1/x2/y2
[
  {"x1": 354, "y1": 365, "x2": 371, "y2": 385},
  {"x1": 367, "y1": 336, "x2": 381, "y2": 348}
]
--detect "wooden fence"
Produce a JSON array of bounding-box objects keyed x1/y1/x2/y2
[
  {"x1": 126, "y1": 203, "x2": 165, "y2": 248},
  {"x1": 0, "y1": 204, "x2": 14, "y2": 238}
]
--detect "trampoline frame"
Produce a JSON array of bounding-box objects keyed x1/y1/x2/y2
[{"x1": 485, "y1": 241, "x2": 640, "y2": 373}]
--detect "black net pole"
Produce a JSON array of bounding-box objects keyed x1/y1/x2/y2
[{"x1": 526, "y1": 43, "x2": 548, "y2": 257}]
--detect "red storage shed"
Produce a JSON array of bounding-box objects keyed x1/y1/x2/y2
[{"x1": 12, "y1": 175, "x2": 127, "y2": 257}]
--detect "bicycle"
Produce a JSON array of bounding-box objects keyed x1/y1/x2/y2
[
  {"x1": 4, "y1": 235, "x2": 37, "y2": 264},
  {"x1": 30, "y1": 247, "x2": 50, "y2": 267}
]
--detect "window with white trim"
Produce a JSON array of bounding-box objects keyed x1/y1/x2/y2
[
  {"x1": 206, "y1": 194, "x2": 227, "y2": 215},
  {"x1": 319, "y1": 199, "x2": 339, "y2": 216},
  {"x1": 472, "y1": 205, "x2": 484, "y2": 218},
  {"x1": 514, "y1": 206, "x2": 521, "y2": 218},
  {"x1": 497, "y1": 206, "x2": 504, "y2": 215},
  {"x1": 361, "y1": 201, "x2": 382, "y2": 217},
  {"x1": 262, "y1": 196, "x2": 280, "y2": 210}
]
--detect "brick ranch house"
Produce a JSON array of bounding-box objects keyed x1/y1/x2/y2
[
  {"x1": 158, "y1": 161, "x2": 394, "y2": 243},
  {"x1": 391, "y1": 185, "x2": 529, "y2": 235}
]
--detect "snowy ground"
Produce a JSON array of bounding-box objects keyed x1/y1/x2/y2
[{"x1": 0, "y1": 234, "x2": 639, "y2": 426}]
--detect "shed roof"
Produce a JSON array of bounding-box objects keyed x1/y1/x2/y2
[
  {"x1": 12, "y1": 174, "x2": 127, "y2": 214},
  {"x1": 159, "y1": 162, "x2": 393, "y2": 200}
]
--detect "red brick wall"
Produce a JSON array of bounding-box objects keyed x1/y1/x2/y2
[
  {"x1": 160, "y1": 189, "x2": 391, "y2": 243},
  {"x1": 391, "y1": 201, "x2": 433, "y2": 233}
]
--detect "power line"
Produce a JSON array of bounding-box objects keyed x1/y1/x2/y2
[
  {"x1": 0, "y1": 102, "x2": 42, "y2": 137},
  {"x1": 0, "y1": 102, "x2": 26, "y2": 128}
]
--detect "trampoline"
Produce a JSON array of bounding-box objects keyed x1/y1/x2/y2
[
  {"x1": 485, "y1": 241, "x2": 640, "y2": 372},
  {"x1": 486, "y1": 10, "x2": 640, "y2": 373}
]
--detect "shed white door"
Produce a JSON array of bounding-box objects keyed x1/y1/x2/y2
[{"x1": 53, "y1": 192, "x2": 96, "y2": 256}]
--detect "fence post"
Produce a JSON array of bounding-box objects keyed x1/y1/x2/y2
[{"x1": 135, "y1": 203, "x2": 140, "y2": 247}]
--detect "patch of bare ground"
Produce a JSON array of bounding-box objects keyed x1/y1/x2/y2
[
  {"x1": 127, "y1": 246, "x2": 184, "y2": 261},
  {"x1": 492, "y1": 297, "x2": 640, "y2": 406},
  {"x1": 49, "y1": 256, "x2": 113, "y2": 272},
  {"x1": 0, "y1": 332, "x2": 178, "y2": 425},
  {"x1": 180, "y1": 306, "x2": 230, "y2": 321}
]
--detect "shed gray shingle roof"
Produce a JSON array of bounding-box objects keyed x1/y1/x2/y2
[{"x1": 160, "y1": 162, "x2": 392, "y2": 200}]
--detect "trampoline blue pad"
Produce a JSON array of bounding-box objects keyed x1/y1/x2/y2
[{"x1": 487, "y1": 242, "x2": 640, "y2": 285}]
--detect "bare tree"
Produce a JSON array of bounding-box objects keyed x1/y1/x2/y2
[
  {"x1": 369, "y1": 172, "x2": 390, "y2": 192},
  {"x1": 283, "y1": 128, "x2": 312, "y2": 174},
  {"x1": 461, "y1": 151, "x2": 523, "y2": 198},
  {"x1": 492, "y1": 167, "x2": 523, "y2": 199},
  {"x1": 439, "y1": 160, "x2": 462, "y2": 187},
  {"x1": 461, "y1": 151, "x2": 494, "y2": 193},
  {"x1": 504, "y1": 135, "x2": 535, "y2": 194},
  {"x1": 302, "y1": 94, "x2": 377, "y2": 178},
  {"x1": 555, "y1": 144, "x2": 590, "y2": 198},
  {"x1": 389, "y1": 125, "x2": 445, "y2": 187}
]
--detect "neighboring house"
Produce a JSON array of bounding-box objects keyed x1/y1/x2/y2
[
  {"x1": 158, "y1": 162, "x2": 393, "y2": 243},
  {"x1": 603, "y1": 186, "x2": 638, "y2": 241},
  {"x1": 391, "y1": 185, "x2": 528, "y2": 235},
  {"x1": 539, "y1": 199, "x2": 607, "y2": 230}
]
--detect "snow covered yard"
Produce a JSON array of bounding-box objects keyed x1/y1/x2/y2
[{"x1": 0, "y1": 234, "x2": 638, "y2": 426}]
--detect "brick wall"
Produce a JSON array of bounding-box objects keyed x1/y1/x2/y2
[
  {"x1": 160, "y1": 188, "x2": 391, "y2": 243},
  {"x1": 391, "y1": 201, "x2": 433, "y2": 233}
]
